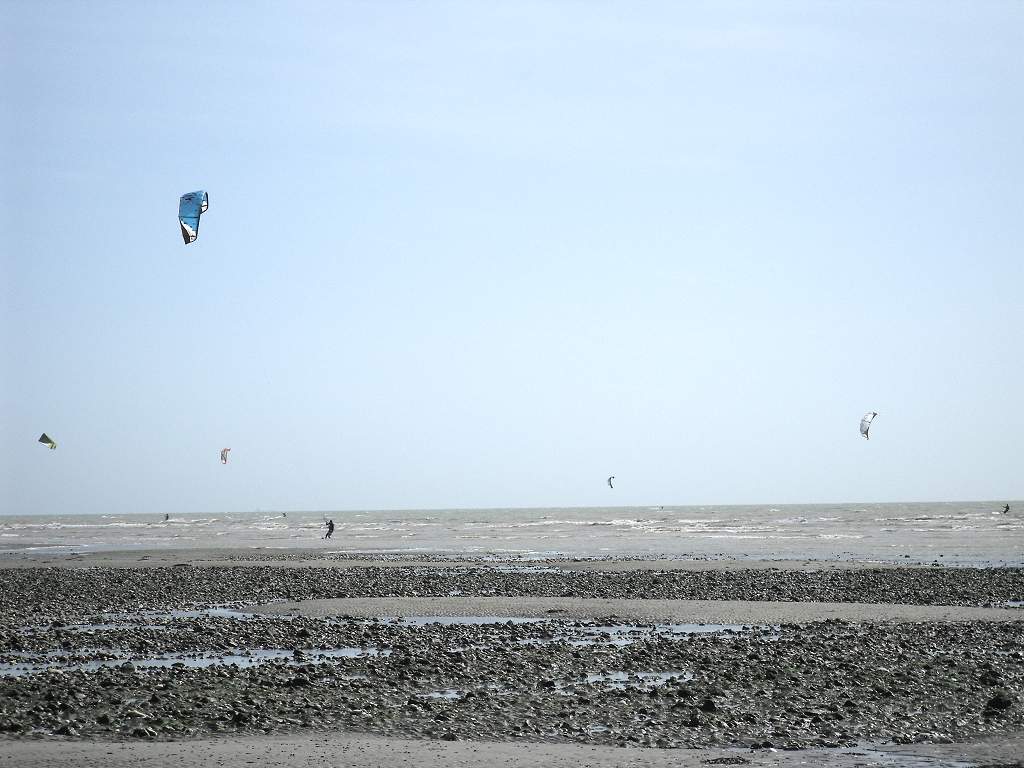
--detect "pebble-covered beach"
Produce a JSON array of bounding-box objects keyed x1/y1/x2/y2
[{"x1": 2, "y1": 556, "x2": 1022, "y2": 758}]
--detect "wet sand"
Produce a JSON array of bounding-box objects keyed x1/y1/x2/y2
[
  {"x1": 0, "y1": 547, "x2": 994, "y2": 570},
  {"x1": 253, "y1": 596, "x2": 1024, "y2": 624},
  {"x1": 3, "y1": 731, "x2": 1024, "y2": 768}
]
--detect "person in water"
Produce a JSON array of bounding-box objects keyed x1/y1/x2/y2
[
  {"x1": 164, "y1": 513, "x2": 169, "y2": 522},
  {"x1": 1003, "y1": 504, "x2": 1010, "y2": 514},
  {"x1": 325, "y1": 519, "x2": 335, "y2": 539}
]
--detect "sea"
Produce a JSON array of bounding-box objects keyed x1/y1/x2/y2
[{"x1": 1, "y1": 502, "x2": 1021, "y2": 565}]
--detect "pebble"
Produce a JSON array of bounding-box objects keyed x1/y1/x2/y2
[{"x1": 0, "y1": 563, "x2": 1020, "y2": 750}]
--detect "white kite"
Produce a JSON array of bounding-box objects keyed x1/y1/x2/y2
[{"x1": 859, "y1": 412, "x2": 878, "y2": 440}]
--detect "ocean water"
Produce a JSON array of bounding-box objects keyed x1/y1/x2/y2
[{"x1": 1, "y1": 502, "x2": 1021, "y2": 565}]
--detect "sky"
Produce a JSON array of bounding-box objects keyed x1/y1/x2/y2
[{"x1": 2, "y1": 1, "x2": 1022, "y2": 516}]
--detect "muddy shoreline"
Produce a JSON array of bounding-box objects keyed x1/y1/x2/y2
[
  {"x1": 1, "y1": 553, "x2": 1021, "y2": 764},
  {"x1": 3, "y1": 562, "x2": 1023, "y2": 619}
]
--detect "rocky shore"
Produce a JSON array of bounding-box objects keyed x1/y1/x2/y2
[
  {"x1": 2, "y1": 562, "x2": 1023, "y2": 619},
  {"x1": 1, "y1": 558, "x2": 1021, "y2": 757}
]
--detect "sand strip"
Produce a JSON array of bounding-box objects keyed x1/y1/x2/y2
[
  {"x1": 3, "y1": 732, "x2": 1023, "y2": 768},
  {"x1": 251, "y1": 596, "x2": 1024, "y2": 624},
  {"x1": 0, "y1": 549, "x2": 967, "y2": 570}
]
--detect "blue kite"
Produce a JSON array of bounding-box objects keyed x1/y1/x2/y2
[{"x1": 178, "y1": 190, "x2": 209, "y2": 243}]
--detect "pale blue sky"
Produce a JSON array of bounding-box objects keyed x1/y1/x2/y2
[{"x1": 3, "y1": 1, "x2": 1022, "y2": 516}]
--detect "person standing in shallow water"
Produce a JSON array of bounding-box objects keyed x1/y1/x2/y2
[{"x1": 325, "y1": 519, "x2": 335, "y2": 539}]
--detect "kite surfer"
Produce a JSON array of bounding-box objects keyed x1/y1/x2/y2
[
  {"x1": 324, "y1": 519, "x2": 335, "y2": 539},
  {"x1": 1003, "y1": 504, "x2": 1010, "y2": 514}
]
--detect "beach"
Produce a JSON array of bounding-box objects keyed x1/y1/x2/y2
[
  {"x1": 1, "y1": 547, "x2": 1022, "y2": 767},
  {"x1": 5, "y1": 730, "x2": 1024, "y2": 768},
  {"x1": 9, "y1": 0, "x2": 1024, "y2": 762}
]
